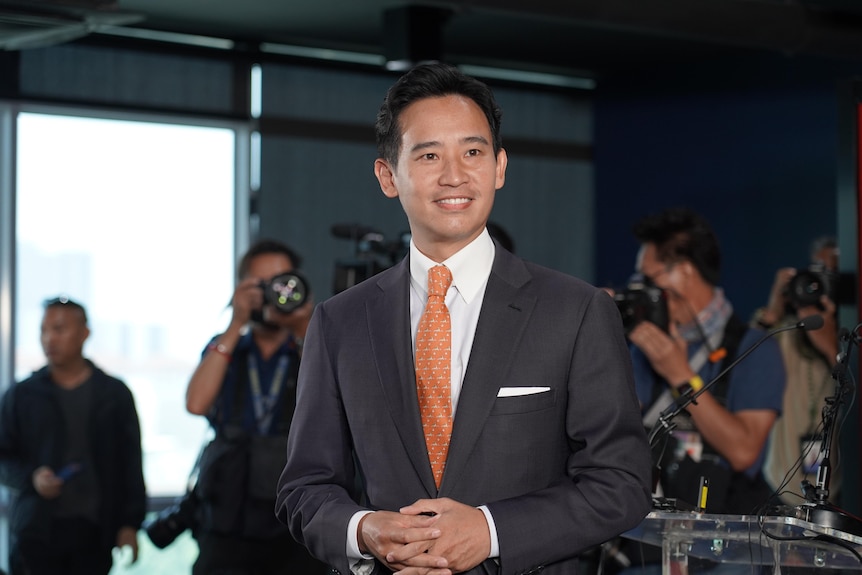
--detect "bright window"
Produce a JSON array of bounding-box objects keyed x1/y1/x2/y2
[{"x1": 15, "y1": 112, "x2": 237, "y2": 498}]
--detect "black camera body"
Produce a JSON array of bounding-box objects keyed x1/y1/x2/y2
[
  {"x1": 613, "y1": 275, "x2": 670, "y2": 335},
  {"x1": 784, "y1": 264, "x2": 837, "y2": 309},
  {"x1": 258, "y1": 271, "x2": 310, "y2": 315},
  {"x1": 144, "y1": 490, "x2": 198, "y2": 549}
]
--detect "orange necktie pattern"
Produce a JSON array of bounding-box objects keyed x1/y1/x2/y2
[{"x1": 415, "y1": 264, "x2": 453, "y2": 488}]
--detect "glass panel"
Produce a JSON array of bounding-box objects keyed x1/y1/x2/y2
[{"x1": 15, "y1": 112, "x2": 235, "y2": 501}]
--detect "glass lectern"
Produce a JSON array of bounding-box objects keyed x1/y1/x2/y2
[{"x1": 622, "y1": 509, "x2": 862, "y2": 574}]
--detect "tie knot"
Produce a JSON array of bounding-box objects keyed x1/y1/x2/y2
[{"x1": 427, "y1": 265, "x2": 452, "y2": 298}]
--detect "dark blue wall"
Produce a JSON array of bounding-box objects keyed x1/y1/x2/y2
[
  {"x1": 594, "y1": 54, "x2": 860, "y2": 320},
  {"x1": 594, "y1": 53, "x2": 862, "y2": 513}
]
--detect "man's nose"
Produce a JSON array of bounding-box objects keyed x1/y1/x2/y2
[{"x1": 439, "y1": 157, "x2": 467, "y2": 186}]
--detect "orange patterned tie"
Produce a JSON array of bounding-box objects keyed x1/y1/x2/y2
[{"x1": 416, "y1": 264, "x2": 453, "y2": 488}]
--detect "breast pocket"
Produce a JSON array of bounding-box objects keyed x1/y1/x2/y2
[{"x1": 489, "y1": 389, "x2": 555, "y2": 415}]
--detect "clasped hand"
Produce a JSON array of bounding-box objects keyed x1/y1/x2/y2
[{"x1": 359, "y1": 497, "x2": 491, "y2": 575}]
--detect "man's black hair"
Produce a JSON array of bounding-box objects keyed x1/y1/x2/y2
[
  {"x1": 237, "y1": 239, "x2": 303, "y2": 281},
  {"x1": 375, "y1": 62, "x2": 503, "y2": 167},
  {"x1": 633, "y1": 207, "x2": 722, "y2": 286},
  {"x1": 43, "y1": 296, "x2": 88, "y2": 325}
]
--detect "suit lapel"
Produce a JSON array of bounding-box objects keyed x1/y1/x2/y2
[
  {"x1": 366, "y1": 259, "x2": 438, "y2": 495},
  {"x1": 441, "y1": 250, "x2": 536, "y2": 493}
]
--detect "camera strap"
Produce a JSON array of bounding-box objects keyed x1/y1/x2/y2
[
  {"x1": 642, "y1": 314, "x2": 747, "y2": 429},
  {"x1": 641, "y1": 331, "x2": 723, "y2": 429}
]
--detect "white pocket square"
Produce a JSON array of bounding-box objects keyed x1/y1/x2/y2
[{"x1": 497, "y1": 386, "x2": 551, "y2": 397}]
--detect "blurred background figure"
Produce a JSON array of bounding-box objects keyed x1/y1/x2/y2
[
  {"x1": 754, "y1": 236, "x2": 843, "y2": 505},
  {"x1": 184, "y1": 239, "x2": 326, "y2": 575},
  {"x1": 626, "y1": 208, "x2": 784, "y2": 514},
  {"x1": 0, "y1": 296, "x2": 146, "y2": 575},
  {"x1": 613, "y1": 207, "x2": 785, "y2": 575}
]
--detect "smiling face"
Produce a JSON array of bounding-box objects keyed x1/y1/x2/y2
[{"x1": 374, "y1": 94, "x2": 507, "y2": 262}]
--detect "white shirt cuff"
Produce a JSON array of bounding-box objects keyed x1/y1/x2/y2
[
  {"x1": 347, "y1": 510, "x2": 375, "y2": 559},
  {"x1": 478, "y1": 505, "x2": 500, "y2": 558}
]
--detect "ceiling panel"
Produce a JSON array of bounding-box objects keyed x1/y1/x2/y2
[{"x1": 3, "y1": 0, "x2": 862, "y2": 77}]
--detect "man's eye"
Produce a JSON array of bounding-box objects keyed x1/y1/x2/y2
[
  {"x1": 467, "y1": 149, "x2": 480, "y2": 156},
  {"x1": 423, "y1": 153, "x2": 437, "y2": 160}
]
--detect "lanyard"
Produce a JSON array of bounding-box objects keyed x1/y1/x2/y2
[{"x1": 247, "y1": 353, "x2": 289, "y2": 435}]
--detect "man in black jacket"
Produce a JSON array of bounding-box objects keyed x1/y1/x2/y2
[{"x1": 0, "y1": 296, "x2": 146, "y2": 575}]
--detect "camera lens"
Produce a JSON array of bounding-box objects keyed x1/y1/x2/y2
[
  {"x1": 144, "y1": 495, "x2": 196, "y2": 549},
  {"x1": 786, "y1": 270, "x2": 826, "y2": 309},
  {"x1": 263, "y1": 271, "x2": 310, "y2": 314}
]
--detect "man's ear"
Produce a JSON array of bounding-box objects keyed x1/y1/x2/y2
[
  {"x1": 679, "y1": 261, "x2": 694, "y2": 276},
  {"x1": 374, "y1": 159, "x2": 399, "y2": 198},
  {"x1": 678, "y1": 260, "x2": 704, "y2": 289},
  {"x1": 495, "y1": 148, "x2": 508, "y2": 190}
]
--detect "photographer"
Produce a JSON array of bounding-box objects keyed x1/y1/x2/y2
[
  {"x1": 628, "y1": 208, "x2": 785, "y2": 511},
  {"x1": 755, "y1": 236, "x2": 842, "y2": 505},
  {"x1": 616, "y1": 208, "x2": 785, "y2": 575},
  {"x1": 184, "y1": 239, "x2": 325, "y2": 575}
]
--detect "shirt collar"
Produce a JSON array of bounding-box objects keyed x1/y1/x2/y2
[
  {"x1": 409, "y1": 229, "x2": 495, "y2": 305},
  {"x1": 677, "y1": 287, "x2": 733, "y2": 343}
]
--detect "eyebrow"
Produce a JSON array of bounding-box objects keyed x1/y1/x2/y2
[{"x1": 409, "y1": 135, "x2": 491, "y2": 154}]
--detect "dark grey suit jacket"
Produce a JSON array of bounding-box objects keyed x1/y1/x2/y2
[{"x1": 276, "y1": 247, "x2": 652, "y2": 575}]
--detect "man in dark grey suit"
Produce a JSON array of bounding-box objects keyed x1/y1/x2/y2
[{"x1": 275, "y1": 62, "x2": 652, "y2": 575}]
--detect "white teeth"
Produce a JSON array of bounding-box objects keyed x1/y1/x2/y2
[{"x1": 437, "y1": 198, "x2": 470, "y2": 204}]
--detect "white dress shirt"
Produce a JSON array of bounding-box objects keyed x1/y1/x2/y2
[
  {"x1": 408, "y1": 230, "x2": 494, "y2": 413},
  {"x1": 347, "y1": 229, "x2": 501, "y2": 572}
]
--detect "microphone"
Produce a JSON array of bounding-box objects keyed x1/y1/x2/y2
[
  {"x1": 798, "y1": 314, "x2": 824, "y2": 332},
  {"x1": 648, "y1": 314, "x2": 823, "y2": 447}
]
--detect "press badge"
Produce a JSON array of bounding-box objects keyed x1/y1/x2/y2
[
  {"x1": 800, "y1": 433, "x2": 825, "y2": 475},
  {"x1": 671, "y1": 430, "x2": 703, "y2": 463}
]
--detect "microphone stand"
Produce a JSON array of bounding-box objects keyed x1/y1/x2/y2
[
  {"x1": 647, "y1": 319, "x2": 818, "y2": 510},
  {"x1": 789, "y1": 326, "x2": 862, "y2": 537},
  {"x1": 649, "y1": 320, "x2": 808, "y2": 448}
]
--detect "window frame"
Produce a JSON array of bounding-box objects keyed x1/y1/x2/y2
[{"x1": 0, "y1": 100, "x2": 252, "y2": 503}]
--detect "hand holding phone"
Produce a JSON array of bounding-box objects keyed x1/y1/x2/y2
[{"x1": 56, "y1": 462, "x2": 82, "y2": 481}]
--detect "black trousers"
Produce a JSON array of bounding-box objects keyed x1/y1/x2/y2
[
  {"x1": 10, "y1": 517, "x2": 112, "y2": 575},
  {"x1": 193, "y1": 530, "x2": 329, "y2": 575}
]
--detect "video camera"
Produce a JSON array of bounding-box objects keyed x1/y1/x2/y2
[
  {"x1": 331, "y1": 223, "x2": 410, "y2": 294},
  {"x1": 613, "y1": 274, "x2": 670, "y2": 335}
]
